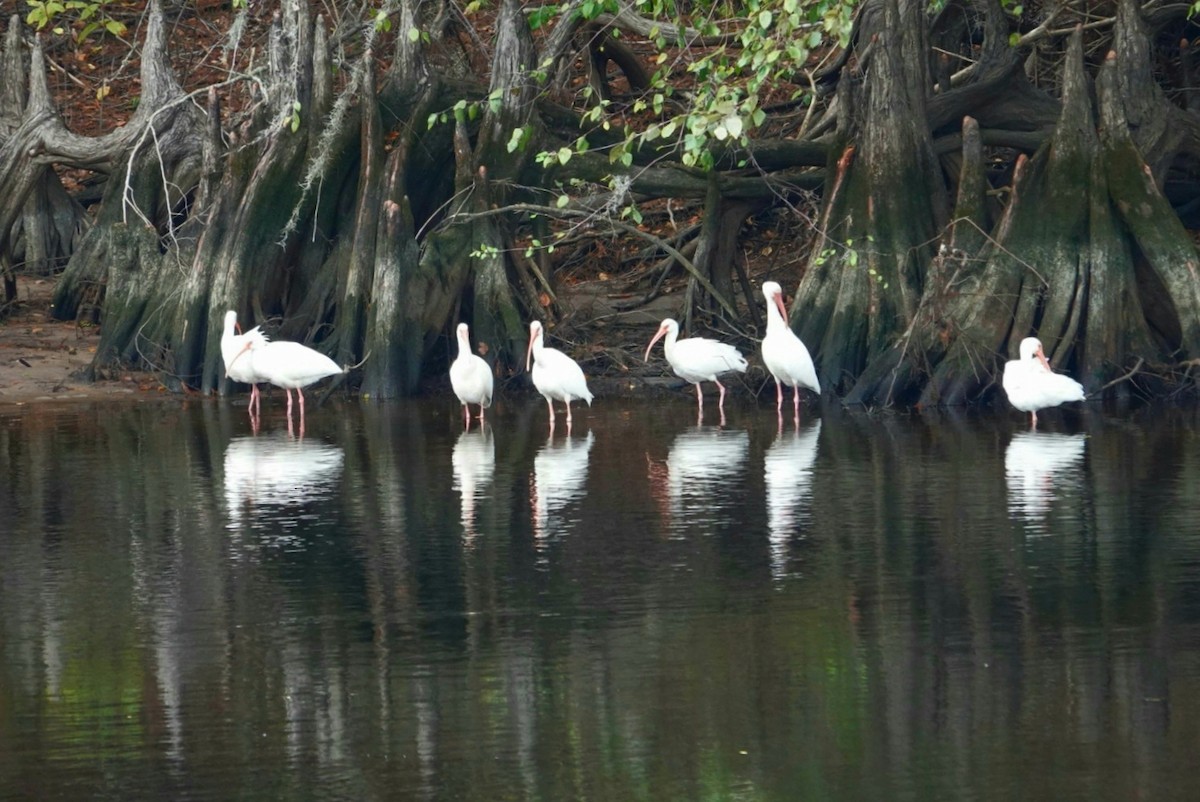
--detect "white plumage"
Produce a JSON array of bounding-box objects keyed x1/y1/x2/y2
[
  {"x1": 644, "y1": 317, "x2": 747, "y2": 413},
  {"x1": 249, "y1": 339, "x2": 344, "y2": 430},
  {"x1": 760, "y1": 281, "x2": 820, "y2": 418},
  {"x1": 526, "y1": 320, "x2": 593, "y2": 429},
  {"x1": 1001, "y1": 336, "x2": 1085, "y2": 428},
  {"x1": 449, "y1": 322, "x2": 494, "y2": 429},
  {"x1": 221, "y1": 310, "x2": 270, "y2": 416}
]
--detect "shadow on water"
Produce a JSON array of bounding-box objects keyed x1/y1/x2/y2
[{"x1": 2, "y1": 398, "x2": 1200, "y2": 799}]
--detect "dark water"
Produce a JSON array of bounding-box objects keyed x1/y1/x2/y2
[{"x1": 2, "y1": 396, "x2": 1200, "y2": 801}]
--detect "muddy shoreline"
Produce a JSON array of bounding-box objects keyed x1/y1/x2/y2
[{"x1": 1, "y1": 277, "x2": 723, "y2": 409}]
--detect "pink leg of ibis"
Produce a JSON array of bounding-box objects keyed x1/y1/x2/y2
[
  {"x1": 463, "y1": 404, "x2": 471, "y2": 429},
  {"x1": 297, "y1": 388, "x2": 308, "y2": 436},
  {"x1": 695, "y1": 383, "x2": 704, "y2": 409},
  {"x1": 775, "y1": 379, "x2": 784, "y2": 413},
  {"x1": 794, "y1": 386, "x2": 802, "y2": 422},
  {"x1": 715, "y1": 379, "x2": 727, "y2": 411}
]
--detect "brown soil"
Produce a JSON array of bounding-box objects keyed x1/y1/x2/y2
[{"x1": 0, "y1": 277, "x2": 163, "y2": 406}]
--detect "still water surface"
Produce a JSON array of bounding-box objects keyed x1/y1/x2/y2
[{"x1": 2, "y1": 397, "x2": 1200, "y2": 800}]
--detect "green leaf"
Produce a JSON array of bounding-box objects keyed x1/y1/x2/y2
[
  {"x1": 556, "y1": 195, "x2": 570, "y2": 208},
  {"x1": 407, "y1": 27, "x2": 420, "y2": 42},
  {"x1": 507, "y1": 126, "x2": 525, "y2": 153},
  {"x1": 557, "y1": 147, "x2": 572, "y2": 165},
  {"x1": 758, "y1": 10, "x2": 772, "y2": 28}
]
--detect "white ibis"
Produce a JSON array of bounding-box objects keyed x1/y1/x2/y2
[
  {"x1": 220, "y1": 310, "x2": 270, "y2": 416},
  {"x1": 760, "y1": 281, "x2": 820, "y2": 419},
  {"x1": 1004, "y1": 431, "x2": 1086, "y2": 524},
  {"x1": 449, "y1": 322, "x2": 494, "y2": 429},
  {"x1": 644, "y1": 318, "x2": 747, "y2": 416},
  {"x1": 526, "y1": 320, "x2": 593, "y2": 430},
  {"x1": 245, "y1": 338, "x2": 345, "y2": 432},
  {"x1": 1001, "y1": 336, "x2": 1085, "y2": 428}
]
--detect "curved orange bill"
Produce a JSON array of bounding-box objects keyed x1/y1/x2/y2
[
  {"x1": 644, "y1": 325, "x2": 667, "y2": 361},
  {"x1": 774, "y1": 293, "x2": 789, "y2": 322},
  {"x1": 525, "y1": 332, "x2": 537, "y2": 372},
  {"x1": 1036, "y1": 345, "x2": 1052, "y2": 372}
]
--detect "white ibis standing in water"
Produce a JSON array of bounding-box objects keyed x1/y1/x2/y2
[
  {"x1": 644, "y1": 318, "x2": 747, "y2": 416},
  {"x1": 221, "y1": 310, "x2": 270, "y2": 417},
  {"x1": 526, "y1": 320, "x2": 593, "y2": 430},
  {"x1": 1001, "y1": 336, "x2": 1085, "y2": 428},
  {"x1": 760, "y1": 281, "x2": 820, "y2": 420},
  {"x1": 243, "y1": 337, "x2": 344, "y2": 433},
  {"x1": 449, "y1": 322, "x2": 494, "y2": 429}
]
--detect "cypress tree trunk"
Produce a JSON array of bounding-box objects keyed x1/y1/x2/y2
[{"x1": 793, "y1": 0, "x2": 945, "y2": 397}]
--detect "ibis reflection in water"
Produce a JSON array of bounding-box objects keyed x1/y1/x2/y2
[
  {"x1": 1004, "y1": 430, "x2": 1087, "y2": 525},
  {"x1": 223, "y1": 434, "x2": 345, "y2": 542},
  {"x1": 649, "y1": 425, "x2": 750, "y2": 534},
  {"x1": 530, "y1": 430, "x2": 595, "y2": 544},
  {"x1": 764, "y1": 419, "x2": 822, "y2": 578},
  {"x1": 452, "y1": 426, "x2": 495, "y2": 542}
]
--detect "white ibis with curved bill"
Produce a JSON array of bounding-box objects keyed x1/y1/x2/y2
[
  {"x1": 221, "y1": 310, "x2": 270, "y2": 417},
  {"x1": 760, "y1": 281, "x2": 820, "y2": 420},
  {"x1": 526, "y1": 320, "x2": 593, "y2": 430},
  {"x1": 644, "y1": 318, "x2": 747, "y2": 415},
  {"x1": 245, "y1": 338, "x2": 344, "y2": 432},
  {"x1": 449, "y1": 322, "x2": 494, "y2": 430},
  {"x1": 1001, "y1": 336, "x2": 1085, "y2": 428}
]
